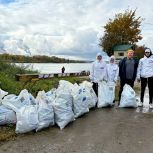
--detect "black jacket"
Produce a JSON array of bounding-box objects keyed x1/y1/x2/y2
[{"x1": 119, "y1": 57, "x2": 139, "y2": 81}]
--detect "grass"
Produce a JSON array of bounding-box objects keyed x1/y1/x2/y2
[
  {"x1": 0, "y1": 62, "x2": 88, "y2": 96},
  {"x1": 0, "y1": 62, "x2": 37, "y2": 95},
  {"x1": 0, "y1": 125, "x2": 16, "y2": 144}
]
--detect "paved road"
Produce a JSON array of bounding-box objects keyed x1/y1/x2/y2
[{"x1": 0, "y1": 102, "x2": 153, "y2": 153}]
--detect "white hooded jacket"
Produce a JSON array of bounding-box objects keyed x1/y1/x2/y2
[
  {"x1": 137, "y1": 55, "x2": 153, "y2": 78},
  {"x1": 106, "y1": 63, "x2": 119, "y2": 82},
  {"x1": 90, "y1": 60, "x2": 107, "y2": 83}
]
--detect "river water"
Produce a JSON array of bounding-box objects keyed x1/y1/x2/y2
[{"x1": 15, "y1": 63, "x2": 92, "y2": 73}]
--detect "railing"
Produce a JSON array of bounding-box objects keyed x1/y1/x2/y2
[{"x1": 15, "y1": 71, "x2": 90, "y2": 81}]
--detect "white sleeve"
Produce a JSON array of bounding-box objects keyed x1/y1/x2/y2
[
  {"x1": 105, "y1": 64, "x2": 109, "y2": 81},
  {"x1": 103, "y1": 63, "x2": 108, "y2": 81},
  {"x1": 137, "y1": 60, "x2": 142, "y2": 79},
  {"x1": 114, "y1": 65, "x2": 119, "y2": 81},
  {"x1": 89, "y1": 62, "x2": 94, "y2": 81}
]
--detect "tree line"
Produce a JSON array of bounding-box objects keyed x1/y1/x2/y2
[{"x1": 0, "y1": 54, "x2": 88, "y2": 63}]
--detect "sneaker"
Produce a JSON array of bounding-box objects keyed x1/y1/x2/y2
[
  {"x1": 149, "y1": 104, "x2": 153, "y2": 109},
  {"x1": 137, "y1": 102, "x2": 143, "y2": 107}
]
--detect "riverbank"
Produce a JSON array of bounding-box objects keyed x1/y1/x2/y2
[
  {"x1": 0, "y1": 62, "x2": 88, "y2": 96},
  {"x1": 0, "y1": 54, "x2": 90, "y2": 63},
  {"x1": 0, "y1": 75, "x2": 88, "y2": 143},
  {"x1": 0, "y1": 62, "x2": 89, "y2": 142},
  {"x1": 0, "y1": 75, "x2": 87, "y2": 144}
]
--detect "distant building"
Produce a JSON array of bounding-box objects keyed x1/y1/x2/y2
[{"x1": 113, "y1": 44, "x2": 134, "y2": 60}]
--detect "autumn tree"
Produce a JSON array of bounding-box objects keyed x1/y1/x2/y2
[
  {"x1": 99, "y1": 9, "x2": 143, "y2": 55},
  {"x1": 134, "y1": 45, "x2": 146, "y2": 59}
]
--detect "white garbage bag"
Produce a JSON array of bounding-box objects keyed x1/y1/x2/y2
[
  {"x1": 56, "y1": 85, "x2": 72, "y2": 99},
  {"x1": 0, "y1": 89, "x2": 8, "y2": 104},
  {"x1": 46, "y1": 88, "x2": 56, "y2": 103},
  {"x1": 0, "y1": 105, "x2": 16, "y2": 125},
  {"x1": 18, "y1": 89, "x2": 36, "y2": 105},
  {"x1": 2, "y1": 94, "x2": 23, "y2": 112},
  {"x1": 53, "y1": 89, "x2": 74, "y2": 130},
  {"x1": 80, "y1": 81, "x2": 97, "y2": 109},
  {"x1": 58, "y1": 80, "x2": 74, "y2": 93},
  {"x1": 15, "y1": 105, "x2": 39, "y2": 134},
  {"x1": 36, "y1": 91, "x2": 54, "y2": 132},
  {"x1": 98, "y1": 81, "x2": 115, "y2": 108},
  {"x1": 72, "y1": 84, "x2": 89, "y2": 118},
  {"x1": 119, "y1": 84, "x2": 137, "y2": 108},
  {"x1": 2, "y1": 90, "x2": 36, "y2": 112}
]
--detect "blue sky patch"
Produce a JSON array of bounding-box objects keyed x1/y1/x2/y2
[{"x1": 0, "y1": 0, "x2": 15, "y2": 4}]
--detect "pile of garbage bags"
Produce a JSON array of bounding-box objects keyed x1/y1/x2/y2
[
  {"x1": 0, "y1": 80, "x2": 138, "y2": 134},
  {"x1": 0, "y1": 80, "x2": 98, "y2": 133}
]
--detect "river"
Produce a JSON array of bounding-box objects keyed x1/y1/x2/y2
[{"x1": 15, "y1": 63, "x2": 92, "y2": 73}]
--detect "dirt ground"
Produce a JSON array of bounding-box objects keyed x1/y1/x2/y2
[{"x1": 0, "y1": 102, "x2": 153, "y2": 153}]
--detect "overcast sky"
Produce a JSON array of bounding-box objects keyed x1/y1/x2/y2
[{"x1": 0, "y1": 0, "x2": 153, "y2": 60}]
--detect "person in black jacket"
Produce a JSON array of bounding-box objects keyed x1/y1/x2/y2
[
  {"x1": 61, "y1": 66, "x2": 65, "y2": 73},
  {"x1": 118, "y1": 49, "x2": 139, "y2": 102}
]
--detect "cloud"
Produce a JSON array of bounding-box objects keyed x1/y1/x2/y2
[{"x1": 0, "y1": 0, "x2": 153, "y2": 60}]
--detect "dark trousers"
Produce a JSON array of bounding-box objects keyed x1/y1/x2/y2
[
  {"x1": 119, "y1": 79, "x2": 134, "y2": 102},
  {"x1": 92, "y1": 82, "x2": 98, "y2": 96},
  {"x1": 140, "y1": 77, "x2": 153, "y2": 104}
]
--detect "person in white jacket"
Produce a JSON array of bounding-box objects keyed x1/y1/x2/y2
[
  {"x1": 106, "y1": 56, "x2": 119, "y2": 83},
  {"x1": 106, "y1": 56, "x2": 119, "y2": 104},
  {"x1": 137, "y1": 48, "x2": 153, "y2": 108},
  {"x1": 89, "y1": 52, "x2": 107, "y2": 96}
]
